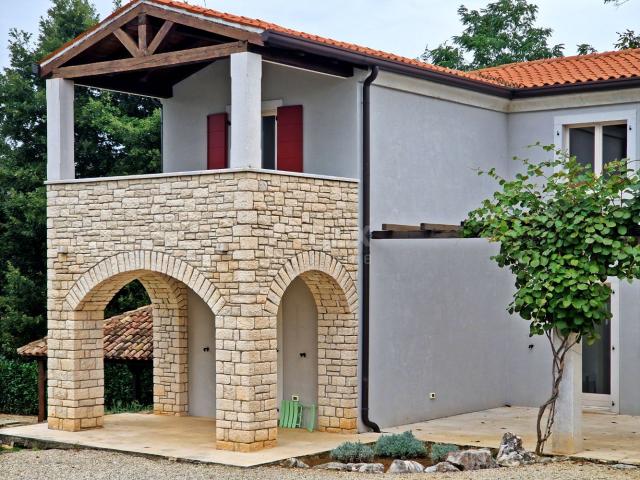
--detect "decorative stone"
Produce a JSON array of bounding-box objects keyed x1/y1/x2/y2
[
  {"x1": 347, "y1": 463, "x2": 385, "y2": 473},
  {"x1": 446, "y1": 449, "x2": 498, "y2": 470},
  {"x1": 496, "y1": 432, "x2": 536, "y2": 467},
  {"x1": 388, "y1": 459, "x2": 424, "y2": 474},
  {"x1": 313, "y1": 462, "x2": 349, "y2": 471},
  {"x1": 424, "y1": 461, "x2": 460, "y2": 473},
  {"x1": 280, "y1": 457, "x2": 309, "y2": 468}
]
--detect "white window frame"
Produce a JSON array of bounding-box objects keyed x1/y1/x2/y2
[
  {"x1": 582, "y1": 276, "x2": 620, "y2": 413},
  {"x1": 553, "y1": 110, "x2": 637, "y2": 176}
]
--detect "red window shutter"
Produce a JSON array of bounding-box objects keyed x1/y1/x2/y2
[
  {"x1": 207, "y1": 112, "x2": 228, "y2": 169},
  {"x1": 277, "y1": 105, "x2": 303, "y2": 172}
]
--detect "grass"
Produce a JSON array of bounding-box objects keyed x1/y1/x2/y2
[
  {"x1": 0, "y1": 445, "x2": 21, "y2": 454},
  {"x1": 105, "y1": 401, "x2": 152, "y2": 415}
]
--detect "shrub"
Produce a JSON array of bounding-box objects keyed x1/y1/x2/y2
[
  {"x1": 104, "y1": 362, "x2": 153, "y2": 409},
  {"x1": 429, "y1": 443, "x2": 459, "y2": 463},
  {"x1": 330, "y1": 441, "x2": 375, "y2": 463},
  {"x1": 374, "y1": 431, "x2": 426, "y2": 459},
  {"x1": 0, "y1": 356, "x2": 39, "y2": 415}
]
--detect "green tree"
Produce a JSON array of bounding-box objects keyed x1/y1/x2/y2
[
  {"x1": 464, "y1": 148, "x2": 640, "y2": 453},
  {"x1": 615, "y1": 29, "x2": 640, "y2": 49},
  {"x1": 576, "y1": 43, "x2": 597, "y2": 55},
  {"x1": 0, "y1": 0, "x2": 159, "y2": 357},
  {"x1": 422, "y1": 0, "x2": 564, "y2": 70}
]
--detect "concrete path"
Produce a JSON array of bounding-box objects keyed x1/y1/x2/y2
[
  {"x1": 0, "y1": 413, "x2": 378, "y2": 467},
  {"x1": 385, "y1": 406, "x2": 640, "y2": 465}
]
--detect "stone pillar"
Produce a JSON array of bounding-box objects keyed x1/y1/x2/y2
[
  {"x1": 152, "y1": 289, "x2": 189, "y2": 416},
  {"x1": 47, "y1": 309, "x2": 104, "y2": 432},
  {"x1": 230, "y1": 52, "x2": 262, "y2": 169},
  {"x1": 552, "y1": 333, "x2": 583, "y2": 454},
  {"x1": 46, "y1": 78, "x2": 75, "y2": 181}
]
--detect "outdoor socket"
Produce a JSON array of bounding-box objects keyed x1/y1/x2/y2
[{"x1": 429, "y1": 393, "x2": 436, "y2": 400}]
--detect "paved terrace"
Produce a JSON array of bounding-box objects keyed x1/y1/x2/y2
[{"x1": 2, "y1": 407, "x2": 640, "y2": 467}]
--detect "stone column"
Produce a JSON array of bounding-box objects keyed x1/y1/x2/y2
[
  {"x1": 229, "y1": 52, "x2": 262, "y2": 169},
  {"x1": 552, "y1": 333, "x2": 583, "y2": 454},
  {"x1": 47, "y1": 309, "x2": 104, "y2": 432},
  {"x1": 46, "y1": 78, "x2": 75, "y2": 181}
]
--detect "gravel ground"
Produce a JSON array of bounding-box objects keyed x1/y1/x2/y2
[{"x1": 1, "y1": 449, "x2": 640, "y2": 480}]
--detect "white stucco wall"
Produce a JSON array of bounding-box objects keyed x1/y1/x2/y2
[
  {"x1": 187, "y1": 289, "x2": 216, "y2": 418},
  {"x1": 161, "y1": 59, "x2": 361, "y2": 178}
]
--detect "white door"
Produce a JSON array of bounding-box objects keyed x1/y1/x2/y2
[{"x1": 582, "y1": 278, "x2": 619, "y2": 413}]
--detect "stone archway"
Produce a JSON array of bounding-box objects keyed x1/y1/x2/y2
[
  {"x1": 47, "y1": 251, "x2": 225, "y2": 432},
  {"x1": 266, "y1": 251, "x2": 359, "y2": 433}
]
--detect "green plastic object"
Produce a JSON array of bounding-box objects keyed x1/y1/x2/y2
[
  {"x1": 279, "y1": 400, "x2": 302, "y2": 428},
  {"x1": 305, "y1": 404, "x2": 316, "y2": 432}
]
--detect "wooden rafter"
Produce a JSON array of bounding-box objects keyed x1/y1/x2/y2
[
  {"x1": 53, "y1": 40, "x2": 248, "y2": 78},
  {"x1": 113, "y1": 28, "x2": 142, "y2": 57},
  {"x1": 40, "y1": 6, "x2": 141, "y2": 76},
  {"x1": 137, "y1": 14, "x2": 150, "y2": 55},
  {"x1": 142, "y1": 4, "x2": 263, "y2": 45},
  {"x1": 40, "y1": 2, "x2": 263, "y2": 78},
  {"x1": 373, "y1": 223, "x2": 464, "y2": 239},
  {"x1": 147, "y1": 20, "x2": 174, "y2": 55}
]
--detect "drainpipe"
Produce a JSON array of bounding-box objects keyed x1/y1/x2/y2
[{"x1": 361, "y1": 65, "x2": 381, "y2": 433}]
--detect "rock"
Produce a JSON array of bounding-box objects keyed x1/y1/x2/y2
[
  {"x1": 388, "y1": 459, "x2": 424, "y2": 474},
  {"x1": 313, "y1": 462, "x2": 348, "y2": 471},
  {"x1": 280, "y1": 457, "x2": 309, "y2": 468},
  {"x1": 612, "y1": 464, "x2": 638, "y2": 470},
  {"x1": 346, "y1": 463, "x2": 385, "y2": 473},
  {"x1": 496, "y1": 432, "x2": 537, "y2": 467},
  {"x1": 446, "y1": 449, "x2": 498, "y2": 470},
  {"x1": 424, "y1": 462, "x2": 460, "y2": 473}
]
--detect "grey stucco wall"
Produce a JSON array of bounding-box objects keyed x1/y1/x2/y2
[
  {"x1": 369, "y1": 239, "x2": 517, "y2": 427},
  {"x1": 368, "y1": 83, "x2": 640, "y2": 425},
  {"x1": 367, "y1": 86, "x2": 519, "y2": 427},
  {"x1": 277, "y1": 277, "x2": 318, "y2": 408},
  {"x1": 619, "y1": 280, "x2": 640, "y2": 415},
  {"x1": 161, "y1": 60, "x2": 361, "y2": 178},
  {"x1": 369, "y1": 85, "x2": 509, "y2": 228},
  {"x1": 187, "y1": 289, "x2": 216, "y2": 418}
]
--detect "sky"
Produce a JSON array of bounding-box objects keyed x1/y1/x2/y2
[{"x1": 1, "y1": 0, "x2": 639, "y2": 69}]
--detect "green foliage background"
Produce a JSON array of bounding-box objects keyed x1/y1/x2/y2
[
  {"x1": 0, "y1": 0, "x2": 158, "y2": 360},
  {"x1": 0, "y1": 0, "x2": 157, "y2": 413}
]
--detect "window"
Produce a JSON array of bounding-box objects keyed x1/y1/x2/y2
[
  {"x1": 568, "y1": 123, "x2": 628, "y2": 175},
  {"x1": 556, "y1": 111, "x2": 635, "y2": 177},
  {"x1": 261, "y1": 114, "x2": 277, "y2": 170}
]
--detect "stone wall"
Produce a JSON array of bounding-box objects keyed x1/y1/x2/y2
[{"x1": 47, "y1": 170, "x2": 359, "y2": 451}]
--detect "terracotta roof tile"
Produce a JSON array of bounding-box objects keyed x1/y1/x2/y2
[
  {"x1": 39, "y1": 0, "x2": 640, "y2": 93},
  {"x1": 474, "y1": 49, "x2": 640, "y2": 88},
  {"x1": 17, "y1": 305, "x2": 153, "y2": 361}
]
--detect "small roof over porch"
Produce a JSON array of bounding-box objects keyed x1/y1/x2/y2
[{"x1": 38, "y1": 0, "x2": 357, "y2": 98}]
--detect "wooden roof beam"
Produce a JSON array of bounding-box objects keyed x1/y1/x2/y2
[
  {"x1": 53, "y1": 40, "x2": 247, "y2": 79},
  {"x1": 147, "y1": 20, "x2": 174, "y2": 55},
  {"x1": 113, "y1": 28, "x2": 142, "y2": 57}
]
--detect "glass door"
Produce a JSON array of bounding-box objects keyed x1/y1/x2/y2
[{"x1": 582, "y1": 284, "x2": 619, "y2": 412}]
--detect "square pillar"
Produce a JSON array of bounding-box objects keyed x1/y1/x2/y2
[
  {"x1": 46, "y1": 78, "x2": 75, "y2": 181},
  {"x1": 552, "y1": 333, "x2": 583, "y2": 454},
  {"x1": 230, "y1": 52, "x2": 262, "y2": 169}
]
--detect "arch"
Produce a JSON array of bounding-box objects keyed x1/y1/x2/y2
[
  {"x1": 65, "y1": 250, "x2": 226, "y2": 315},
  {"x1": 265, "y1": 251, "x2": 358, "y2": 315},
  {"x1": 266, "y1": 251, "x2": 359, "y2": 433},
  {"x1": 48, "y1": 251, "x2": 224, "y2": 431}
]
